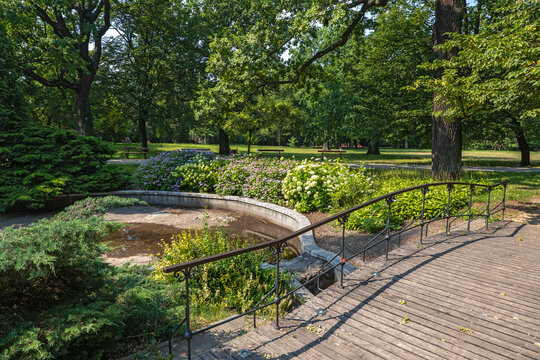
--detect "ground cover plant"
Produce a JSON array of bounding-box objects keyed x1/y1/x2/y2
[
  {"x1": 0, "y1": 196, "x2": 292, "y2": 359},
  {"x1": 343, "y1": 171, "x2": 496, "y2": 232},
  {"x1": 152, "y1": 223, "x2": 293, "y2": 316}
]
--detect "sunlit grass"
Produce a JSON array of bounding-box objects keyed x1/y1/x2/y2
[{"x1": 110, "y1": 143, "x2": 539, "y2": 168}]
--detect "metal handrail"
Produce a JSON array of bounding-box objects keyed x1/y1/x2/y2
[{"x1": 163, "y1": 180, "x2": 508, "y2": 358}]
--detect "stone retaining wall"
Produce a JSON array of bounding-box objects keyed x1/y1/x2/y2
[{"x1": 112, "y1": 190, "x2": 355, "y2": 276}]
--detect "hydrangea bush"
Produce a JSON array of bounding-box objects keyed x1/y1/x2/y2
[
  {"x1": 133, "y1": 150, "x2": 215, "y2": 191},
  {"x1": 172, "y1": 159, "x2": 221, "y2": 193},
  {"x1": 282, "y1": 159, "x2": 374, "y2": 213}
]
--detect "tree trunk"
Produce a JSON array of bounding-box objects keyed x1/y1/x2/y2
[
  {"x1": 322, "y1": 130, "x2": 329, "y2": 151},
  {"x1": 509, "y1": 117, "x2": 530, "y2": 166},
  {"x1": 432, "y1": 117, "x2": 462, "y2": 178},
  {"x1": 218, "y1": 126, "x2": 231, "y2": 155},
  {"x1": 322, "y1": 140, "x2": 329, "y2": 151},
  {"x1": 137, "y1": 94, "x2": 150, "y2": 148},
  {"x1": 366, "y1": 141, "x2": 380, "y2": 155},
  {"x1": 431, "y1": 0, "x2": 464, "y2": 179},
  {"x1": 75, "y1": 78, "x2": 94, "y2": 136},
  {"x1": 138, "y1": 116, "x2": 148, "y2": 149},
  {"x1": 247, "y1": 129, "x2": 252, "y2": 154}
]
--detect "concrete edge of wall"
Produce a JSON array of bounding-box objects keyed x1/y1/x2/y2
[{"x1": 112, "y1": 190, "x2": 355, "y2": 276}]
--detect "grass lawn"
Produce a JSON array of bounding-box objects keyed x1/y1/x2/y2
[{"x1": 111, "y1": 143, "x2": 540, "y2": 168}]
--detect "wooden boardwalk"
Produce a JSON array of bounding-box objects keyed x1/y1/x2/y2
[{"x1": 193, "y1": 221, "x2": 540, "y2": 359}]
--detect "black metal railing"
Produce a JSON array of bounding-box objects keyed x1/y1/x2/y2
[{"x1": 163, "y1": 180, "x2": 508, "y2": 358}]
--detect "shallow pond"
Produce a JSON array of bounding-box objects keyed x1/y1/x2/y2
[{"x1": 101, "y1": 206, "x2": 293, "y2": 265}]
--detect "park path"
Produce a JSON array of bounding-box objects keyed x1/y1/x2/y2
[
  {"x1": 355, "y1": 163, "x2": 540, "y2": 173},
  {"x1": 107, "y1": 158, "x2": 540, "y2": 173},
  {"x1": 186, "y1": 220, "x2": 540, "y2": 359}
]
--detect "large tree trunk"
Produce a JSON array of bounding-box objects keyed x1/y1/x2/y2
[
  {"x1": 509, "y1": 117, "x2": 530, "y2": 166},
  {"x1": 431, "y1": 0, "x2": 464, "y2": 179},
  {"x1": 75, "y1": 78, "x2": 94, "y2": 136},
  {"x1": 218, "y1": 126, "x2": 231, "y2": 155},
  {"x1": 322, "y1": 130, "x2": 330, "y2": 151},
  {"x1": 366, "y1": 141, "x2": 380, "y2": 155},
  {"x1": 432, "y1": 117, "x2": 462, "y2": 177}
]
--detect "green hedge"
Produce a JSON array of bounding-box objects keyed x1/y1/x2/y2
[{"x1": 0, "y1": 126, "x2": 129, "y2": 211}]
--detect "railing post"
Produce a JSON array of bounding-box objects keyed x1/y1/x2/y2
[
  {"x1": 273, "y1": 242, "x2": 284, "y2": 329},
  {"x1": 385, "y1": 197, "x2": 395, "y2": 259},
  {"x1": 486, "y1": 187, "x2": 492, "y2": 229},
  {"x1": 445, "y1": 184, "x2": 453, "y2": 235},
  {"x1": 502, "y1": 182, "x2": 507, "y2": 220},
  {"x1": 467, "y1": 185, "x2": 475, "y2": 232},
  {"x1": 338, "y1": 215, "x2": 349, "y2": 288},
  {"x1": 420, "y1": 187, "x2": 428, "y2": 244},
  {"x1": 169, "y1": 268, "x2": 192, "y2": 359}
]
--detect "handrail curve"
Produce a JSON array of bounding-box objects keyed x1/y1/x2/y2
[
  {"x1": 163, "y1": 180, "x2": 509, "y2": 358},
  {"x1": 163, "y1": 180, "x2": 508, "y2": 274}
]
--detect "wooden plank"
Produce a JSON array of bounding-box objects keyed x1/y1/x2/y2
[
  {"x1": 361, "y1": 259, "x2": 540, "y2": 319},
  {"x1": 330, "y1": 279, "x2": 539, "y2": 358},
  {"x1": 340, "y1": 277, "x2": 540, "y2": 354},
  {"x1": 306, "y1": 293, "x2": 493, "y2": 360}
]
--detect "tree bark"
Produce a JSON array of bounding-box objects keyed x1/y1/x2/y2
[
  {"x1": 75, "y1": 77, "x2": 94, "y2": 136},
  {"x1": 218, "y1": 126, "x2": 231, "y2": 155},
  {"x1": 322, "y1": 130, "x2": 329, "y2": 151},
  {"x1": 509, "y1": 117, "x2": 530, "y2": 166},
  {"x1": 431, "y1": 0, "x2": 464, "y2": 179},
  {"x1": 137, "y1": 111, "x2": 148, "y2": 149},
  {"x1": 366, "y1": 141, "x2": 380, "y2": 155},
  {"x1": 247, "y1": 129, "x2": 253, "y2": 154}
]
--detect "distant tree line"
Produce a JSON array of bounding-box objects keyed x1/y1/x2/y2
[{"x1": 1, "y1": 0, "x2": 538, "y2": 177}]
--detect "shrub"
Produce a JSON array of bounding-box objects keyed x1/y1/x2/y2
[
  {"x1": 172, "y1": 158, "x2": 221, "y2": 192},
  {"x1": 215, "y1": 156, "x2": 296, "y2": 204},
  {"x1": 152, "y1": 223, "x2": 293, "y2": 313},
  {"x1": 133, "y1": 150, "x2": 215, "y2": 191},
  {"x1": 0, "y1": 197, "x2": 185, "y2": 359},
  {"x1": 346, "y1": 177, "x2": 490, "y2": 232},
  {"x1": 0, "y1": 126, "x2": 127, "y2": 211},
  {"x1": 0, "y1": 196, "x2": 148, "y2": 307},
  {"x1": 282, "y1": 159, "x2": 374, "y2": 212},
  {"x1": 54, "y1": 195, "x2": 147, "y2": 221},
  {"x1": 0, "y1": 265, "x2": 185, "y2": 360},
  {"x1": 0, "y1": 217, "x2": 121, "y2": 307}
]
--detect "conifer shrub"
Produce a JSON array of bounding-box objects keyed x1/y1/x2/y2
[{"x1": 0, "y1": 126, "x2": 128, "y2": 211}]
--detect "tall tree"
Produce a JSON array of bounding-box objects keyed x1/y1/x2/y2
[
  {"x1": 0, "y1": 22, "x2": 30, "y2": 130},
  {"x1": 431, "y1": 0, "x2": 464, "y2": 178},
  {"x1": 195, "y1": 0, "x2": 389, "y2": 154},
  {"x1": 419, "y1": 0, "x2": 539, "y2": 166},
  {"x1": 2, "y1": 0, "x2": 111, "y2": 135}
]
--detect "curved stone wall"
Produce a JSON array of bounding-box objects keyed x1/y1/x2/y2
[{"x1": 112, "y1": 190, "x2": 355, "y2": 275}]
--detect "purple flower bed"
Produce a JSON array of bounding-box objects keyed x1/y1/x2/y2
[
  {"x1": 133, "y1": 150, "x2": 215, "y2": 191},
  {"x1": 215, "y1": 156, "x2": 296, "y2": 204}
]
